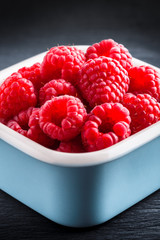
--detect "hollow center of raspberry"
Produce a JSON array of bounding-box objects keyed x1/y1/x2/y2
[
  {"x1": 98, "y1": 120, "x2": 113, "y2": 133},
  {"x1": 129, "y1": 76, "x2": 145, "y2": 91},
  {"x1": 20, "y1": 122, "x2": 29, "y2": 131},
  {"x1": 51, "y1": 101, "x2": 67, "y2": 127}
]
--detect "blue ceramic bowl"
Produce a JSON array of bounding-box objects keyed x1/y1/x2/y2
[{"x1": 0, "y1": 46, "x2": 160, "y2": 227}]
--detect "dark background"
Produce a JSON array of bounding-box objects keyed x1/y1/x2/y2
[{"x1": 0, "y1": 0, "x2": 160, "y2": 239}]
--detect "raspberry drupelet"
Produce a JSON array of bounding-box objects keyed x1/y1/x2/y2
[
  {"x1": 0, "y1": 72, "x2": 37, "y2": 121},
  {"x1": 39, "y1": 95, "x2": 87, "y2": 141},
  {"x1": 85, "y1": 39, "x2": 133, "y2": 71},
  {"x1": 128, "y1": 65, "x2": 160, "y2": 101},
  {"x1": 78, "y1": 56, "x2": 130, "y2": 107},
  {"x1": 40, "y1": 46, "x2": 86, "y2": 85},
  {"x1": 81, "y1": 102, "x2": 131, "y2": 152}
]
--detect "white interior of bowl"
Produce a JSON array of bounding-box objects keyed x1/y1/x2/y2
[{"x1": 0, "y1": 45, "x2": 160, "y2": 167}]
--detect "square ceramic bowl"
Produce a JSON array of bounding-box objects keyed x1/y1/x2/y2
[{"x1": 0, "y1": 46, "x2": 160, "y2": 228}]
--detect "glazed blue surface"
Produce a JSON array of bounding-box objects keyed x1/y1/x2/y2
[{"x1": 0, "y1": 137, "x2": 160, "y2": 227}]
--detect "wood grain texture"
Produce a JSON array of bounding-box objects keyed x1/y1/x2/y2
[{"x1": 0, "y1": 190, "x2": 160, "y2": 240}]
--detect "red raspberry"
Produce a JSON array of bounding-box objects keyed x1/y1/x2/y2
[
  {"x1": 39, "y1": 95, "x2": 87, "y2": 141},
  {"x1": 28, "y1": 108, "x2": 56, "y2": 148},
  {"x1": 78, "y1": 56, "x2": 130, "y2": 107},
  {"x1": 40, "y1": 46, "x2": 86, "y2": 85},
  {"x1": 85, "y1": 39, "x2": 133, "y2": 71},
  {"x1": 7, "y1": 107, "x2": 35, "y2": 137},
  {"x1": 57, "y1": 136, "x2": 85, "y2": 153},
  {"x1": 128, "y1": 65, "x2": 160, "y2": 101},
  {"x1": 81, "y1": 102, "x2": 131, "y2": 152},
  {"x1": 7, "y1": 107, "x2": 56, "y2": 148},
  {"x1": 39, "y1": 79, "x2": 79, "y2": 106},
  {"x1": 122, "y1": 93, "x2": 160, "y2": 134},
  {"x1": 18, "y1": 63, "x2": 43, "y2": 91},
  {"x1": 0, "y1": 118, "x2": 7, "y2": 124},
  {"x1": 0, "y1": 73, "x2": 37, "y2": 120}
]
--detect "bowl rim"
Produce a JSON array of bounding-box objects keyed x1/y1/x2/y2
[{"x1": 0, "y1": 45, "x2": 160, "y2": 167}]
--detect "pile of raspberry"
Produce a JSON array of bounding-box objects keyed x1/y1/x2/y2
[{"x1": 1, "y1": 39, "x2": 160, "y2": 153}]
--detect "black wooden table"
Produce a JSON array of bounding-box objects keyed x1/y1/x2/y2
[
  {"x1": 0, "y1": 190, "x2": 160, "y2": 240},
  {"x1": 0, "y1": 1, "x2": 160, "y2": 239}
]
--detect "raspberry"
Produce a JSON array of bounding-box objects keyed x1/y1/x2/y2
[
  {"x1": 78, "y1": 56, "x2": 130, "y2": 107},
  {"x1": 0, "y1": 73, "x2": 37, "y2": 120},
  {"x1": 28, "y1": 108, "x2": 56, "y2": 148},
  {"x1": 18, "y1": 63, "x2": 43, "y2": 91},
  {"x1": 81, "y1": 102, "x2": 131, "y2": 152},
  {"x1": 128, "y1": 65, "x2": 160, "y2": 101},
  {"x1": 7, "y1": 107, "x2": 35, "y2": 137},
  {"x1": 40, "y1": 46, "x2": 86, "y2": 85},
  {"x1": 39, "y1": 95, "x2": 87, "y2": 141},
  {"x1": 85, "y1": 39, "x2": 133, "y2": 71},
  {"x1": 39, "y1": 79, "x2": 79, "y2": 106},
  {"x1": 7, "y1": 107, "x2": 56, "y2": 148},
  {"x1": 57, "y1": 136, "x2": 84, "y2": 153},
  {"x1": 122, "y1": 93, "x2": 160, "y2": 134}
]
